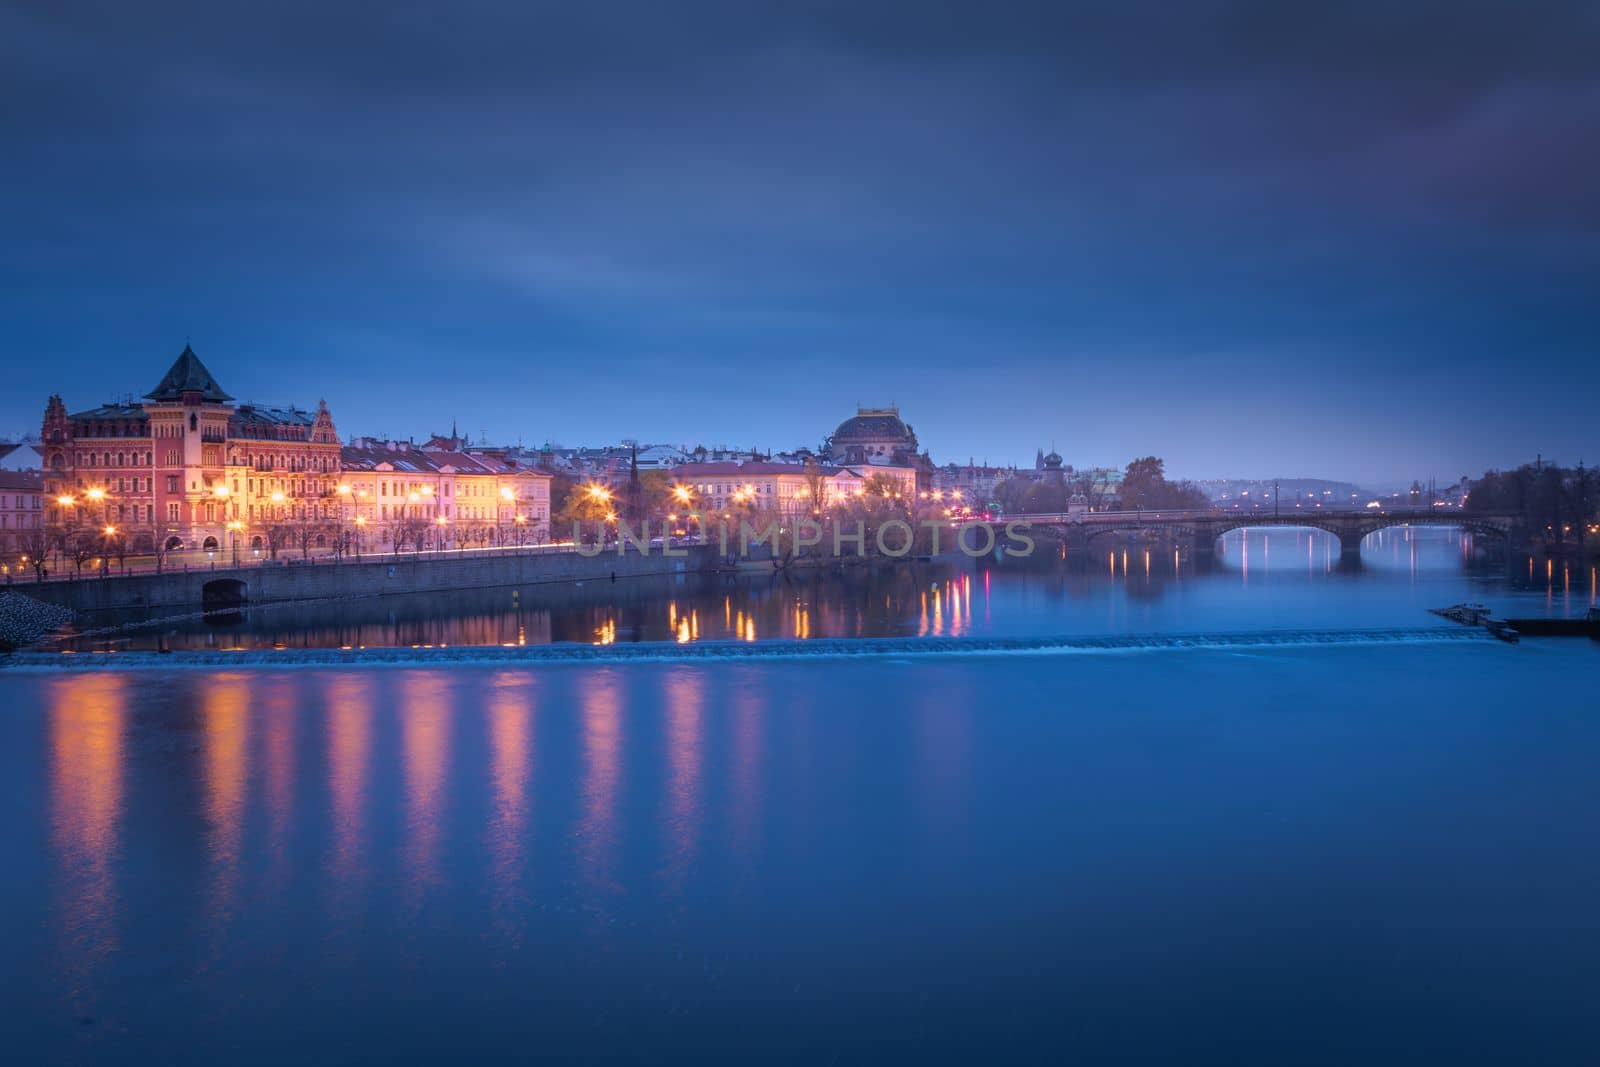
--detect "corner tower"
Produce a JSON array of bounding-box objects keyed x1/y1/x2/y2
[{"x1": 143, "y1": 344, "x2": 235, "y2": 546}]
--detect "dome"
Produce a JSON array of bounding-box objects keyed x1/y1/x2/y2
[
  {"x1": 832, "y1": 408, "x2": 913, "y2": 445},
  {"x1": 1043, "y1": 451, "x2": 1063, "y2": 468}
]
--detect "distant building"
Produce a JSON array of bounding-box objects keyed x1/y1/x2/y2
[
  {"x1": 933, "y1": 460, "x2": 1011, "y2": 505},
  {"x1": 0, "y1": 469, "x2": 43, "y2": 559},
  {"x1": 825, "y1": 406, "x2": 919, "y2": 465},
  {"x1": 672, "y1": 460, "x2": 917, "y2": 514},
  {"x1": 0, "y1": 443, "x2": 43, "y2": 471},
  {"x1": 339, "y1": 440, "x2": 552, "y2": 548},
  {"x1": 823, "y1": 406, "x2": 935, "y2": 491}
]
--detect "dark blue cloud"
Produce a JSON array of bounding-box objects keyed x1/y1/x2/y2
[{"x1": 2, "y1": 0, "x2": 1597, "y2": 483}]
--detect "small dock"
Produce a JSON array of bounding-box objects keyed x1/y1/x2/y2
[{"x1": 1431, "y1": 605, "x2": 1600, "y2": 643}]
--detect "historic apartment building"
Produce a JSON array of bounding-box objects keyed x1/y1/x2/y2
[
  {"x1": 339, "y1": 439, "x2": 551, "y2": 549},
  {"x1": 0, "y1": 470, "x2": 43, "y2": 558},
  {"x1": 39, "y1": 345, "x2": 551, "y2": 556},
  {"x1": 671, "y1": 460, "x2": 917, "y2": 515},
  {"x1": 41, "y1": 346, "x2": 341, "y2": 555}
]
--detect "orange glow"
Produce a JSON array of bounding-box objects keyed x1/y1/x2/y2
[
  {"x1": 488, "y1": 673, "x2": 533, "y2": 917},
  {"x1": 402, "y1": 675, "x2": 452, "y2": 899},
  {"x1": 202, "y1": 675, "x2": 251, "y2": 924},
  {"x1": 578, "y1": 673, "x2": 622, "y2": 896},
  {"x1": 326, "y1": 675, "x2": 372, "y2": 890},
  {"x1": 663, "y1": 672, "x2": 704, "y2": 891},
  {"x1": 49, "y1": 674, "x2": 126, "y2": 964}
]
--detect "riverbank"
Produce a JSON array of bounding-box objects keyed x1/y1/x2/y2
[
  {"x1": 0, "y1": 591, "x2": 74, "y2": 652},
  {"x1": 14, "y1": 542, "x2": 719, "y2": 615}
]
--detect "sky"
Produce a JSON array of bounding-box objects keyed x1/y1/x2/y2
[{"x1": 2, "y1": 1, "x2": 1597, "y2": 486}]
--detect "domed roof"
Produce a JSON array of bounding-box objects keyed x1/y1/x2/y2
[
  {"x1": 1043, "y1": 451, "x2": 1063, "y2": 468},
  {"x1": 832, "y1": 407, "x2": 913, "y2": 444}
]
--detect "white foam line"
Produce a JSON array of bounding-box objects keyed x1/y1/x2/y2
[{"x1": 2, "y1": 627, "x2": 1497, "y2": 672}]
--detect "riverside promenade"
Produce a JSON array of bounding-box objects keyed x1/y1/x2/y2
[{"x1": 14, "y1": 543, "x2": 718, "y2": 614}]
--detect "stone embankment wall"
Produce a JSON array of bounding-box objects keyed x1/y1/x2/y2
[
  {"x1": 13, "y1": 545, "x2": 718, "y2": 615},
  {"x1": 0, "y1": 591, "x2": 75, "y2": 651}
]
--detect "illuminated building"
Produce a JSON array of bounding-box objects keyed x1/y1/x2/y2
[{"x1": 41, "y1": 345, "x2": 341, "y2": 555}]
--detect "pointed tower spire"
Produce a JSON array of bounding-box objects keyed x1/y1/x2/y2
[{"x1": 145, "y1": 344, "x2": 233, "y2": 402}]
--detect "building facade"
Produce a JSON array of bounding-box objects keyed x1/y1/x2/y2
[
  {"x1": 338, "y1": 440, "x2": 552, "y2": 551},
  {"x1": 823, "y1": 406, "x2": 935, "y2": 491},
  {"x1": 0, "y1": 443, "x2": 43, "y2": 471},
  {"x1": 0, "y1": 470, "x2": 43, "y2": 561},
  {"x1": 671, "y1": 460, "x2": 917, "y2": 516},
  {"x1": 42, "y1": 346, "x2": 342, "y2": 557}
]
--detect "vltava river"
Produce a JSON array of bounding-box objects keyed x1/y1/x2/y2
[{"x1": 5, "y1": 527, "x2": 1599, "y2": 1064}]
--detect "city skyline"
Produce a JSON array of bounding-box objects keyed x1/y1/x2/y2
[
  {"x1": 4, "y1": 340, "x2": 1559, "y2": 490},
  {"x1": 5, "y1": 2, "x2": 1597, "y2": 485}
]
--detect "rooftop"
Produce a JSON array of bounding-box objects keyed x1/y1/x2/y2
[{"x1": 145, "y1": 344, "x2": 234, "y2": 403}]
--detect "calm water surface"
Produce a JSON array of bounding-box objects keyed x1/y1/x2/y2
[
  {"x1": 43, "y1": 527, "x2": 1600, "y2": 655},
  {"x1": 5, "y1": 527, "x2": 1600, "y2": 1064}
]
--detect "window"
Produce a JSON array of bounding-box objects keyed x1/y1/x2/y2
[
  {"x1": 167, "y1": 502, "x2": 180, "y2": 522},
  {"x1": 166, "y1": 475, "x2": 179, "y2": 493}
]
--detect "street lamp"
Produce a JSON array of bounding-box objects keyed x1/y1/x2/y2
[
  {"x1": 354, "y1": 514, "x2": 367, "y2": 558},
  {"x1": 227, "y1": 519, "x2": 243, "y2": 565}
]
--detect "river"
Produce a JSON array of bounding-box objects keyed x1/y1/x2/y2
[{"x1": 4, "y1": 526, "x2": 1599, "y2": 1064}]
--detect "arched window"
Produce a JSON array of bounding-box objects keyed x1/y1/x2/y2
[{"x1": 189, "y1": 413, "x2": 198, "y2": 432}]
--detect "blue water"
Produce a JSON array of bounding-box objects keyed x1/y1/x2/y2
[
  {"x1": 38, "y1": 526, "x2": 1600, "y2": 657},
  {"x1": 5, "y1": 527, "x2": 1600, "y2": 1064}
]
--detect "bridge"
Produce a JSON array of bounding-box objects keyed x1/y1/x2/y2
[{"x1": 991, "y1": 506, "x2": 1520, "y2": 566}]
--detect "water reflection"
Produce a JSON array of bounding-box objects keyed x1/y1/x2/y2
[
  {"x1": 326, "y1": 674, "x2": 373, "y2": 902},
  {"x1": 49, "y1": 673, "x2": 125, "y2": 989},
  {"x1": 262, "y1": 677, "x2": 297, "y2": 884},
  {"x1": 45, "y1": 526, "x2": 1596, "y2": 660},
  {"x1": 578, "y1": 670, "x2": 623, "y2": 902},
  {"x1": 202, "y1": 675, "x2": 251, "y2": 932},
  {"x1": 662, "y1": 669, "x2": 705, "y2": 896},
  {"x1": 487, "y1": 672, "x2": 535, "y2": 942},
  {"x1": 401, "y1": 673, "x2": 452, "y2": 905}
]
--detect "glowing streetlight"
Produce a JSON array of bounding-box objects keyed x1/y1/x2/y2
[
  {"x1": 86, "y1": 487, "x2": 105, "y2": 501},
  {"x1": 213, "y1": 485, "x2": 229, "y2": 498},
  {"x1": 671, "y1": 484, "x2": 693, "y2": 504},
  {"x1": 500, "y1": 487, "x2": 516, "y2": 501},
  {"x1": 270, "y1": 491, "x2": 286, "y2": 503},
  {"x1": 57, "y1": 495, "x2": 75, "y2": 507},
  {"x1": 587, "y1": 484, "x2": 612, "y2": 502},
  {"x1": 336, "y1": 484, "x2": 352, "y2": 496}
]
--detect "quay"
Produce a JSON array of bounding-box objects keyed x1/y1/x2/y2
[{"x1": 11, "y1": 543, "x2": 719, "y2": 615}]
